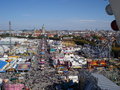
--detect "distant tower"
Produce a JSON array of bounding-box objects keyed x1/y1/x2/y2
[
  {"x1": 42, "y1": 24, "x2": 45, "y2": 34},
  {"x1": 9, "y1": 21, "x2": 12, "y2": 53}
]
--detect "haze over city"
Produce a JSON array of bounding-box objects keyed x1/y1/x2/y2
[
  {"x1": 0, "y1": 0, "x2": 120, "y2": 90},
  {"x1": 0, "y1": 0, "x2": 114, "y2": 30}
]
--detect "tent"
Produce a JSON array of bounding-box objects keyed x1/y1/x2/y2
[
  {"x1": 0, "y1": 60, "x2": 8, "y2": 72},
  {"x1": 39, "y1": 61, "x2": 46, "y2": 64},
  {"x1": 16, "y1": 63, "x2": 30, "y2": 71},
  {"x1": 4, "y1": 84, "x2": 24, "y2": 90}
]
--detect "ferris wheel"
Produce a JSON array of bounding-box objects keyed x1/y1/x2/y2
[
  {"x1": 80, "y1": 35, "x2": 114, "y2": 59},
  {"x1": 115, "y1": 32, "x2": 120, "y2": 45}
]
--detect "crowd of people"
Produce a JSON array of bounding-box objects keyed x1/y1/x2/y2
[{"x1": 22, "y1": 39, "x2": 62, "y2": 90}]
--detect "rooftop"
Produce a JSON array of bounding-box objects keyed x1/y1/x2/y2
[
  {"x1": 0, "y1": 60, "x2": 8, "y2": 69},
  {"x1": 92, "y1": 73, "x2": 120, "y2": 90}
]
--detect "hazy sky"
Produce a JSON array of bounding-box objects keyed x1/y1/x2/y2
[{"x1": 0, "y1": 0, "x2": 114, "y2": 30}]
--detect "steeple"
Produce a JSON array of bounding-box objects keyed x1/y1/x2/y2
[
  {"x1": 42, "y1": 24, "x2": 45, "y2": 30},
  {"x1": 42, "y1": 24, "x2": 45, "y2": 34}
]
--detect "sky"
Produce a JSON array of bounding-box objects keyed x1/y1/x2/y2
[{"x1": 0, "y1": 0, "x2": 114, "y2": 30}]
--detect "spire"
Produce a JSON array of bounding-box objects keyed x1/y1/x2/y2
[
  {"x1": 42, "y1": 24, "x2": 45, "y2": 34},
  {"x1": 42, "y1": 24, "x2": 45, "y2": 30},
  {"x1": 9, "y1": 21, "x2": 11, "y2": 26}
]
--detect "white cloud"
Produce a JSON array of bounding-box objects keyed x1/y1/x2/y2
[{"x1": 79, "y1": 19, "x2": 96, "y2": 22}]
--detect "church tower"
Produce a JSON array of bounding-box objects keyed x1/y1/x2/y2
[{"x1": 42, "y1": 24, "x2": 45, "y2": 34}]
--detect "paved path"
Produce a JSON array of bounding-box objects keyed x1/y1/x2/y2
[{"x1": 23, "y1": 39, "x2": 61, "y2": 90}]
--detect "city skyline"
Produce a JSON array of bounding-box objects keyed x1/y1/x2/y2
[{"x1": 0, "y1": 0, "x2": 114, "y2": 30}]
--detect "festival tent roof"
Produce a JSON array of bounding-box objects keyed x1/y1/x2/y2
[
  {"x1": 40, "y1": 52, "x2": 45, "y2": 55},
  {"x1": 39, "y1": 61, "x2": 46, "y2": 64},
  {"x1": 0, "y1": 60, "x2": 7, "y2": 68},
  {"x1": 16, "y1": 63, "x2": 30, "y2": 71},
  {"x1": 0, "y1": 60, "x2": 8, "y2": 69},
  {"x1": 50, "y1": 48, "x2": 56, "y2": 52},
  {"x1": 4, "y1": 84, "x2": 24, "y2": 90}
]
